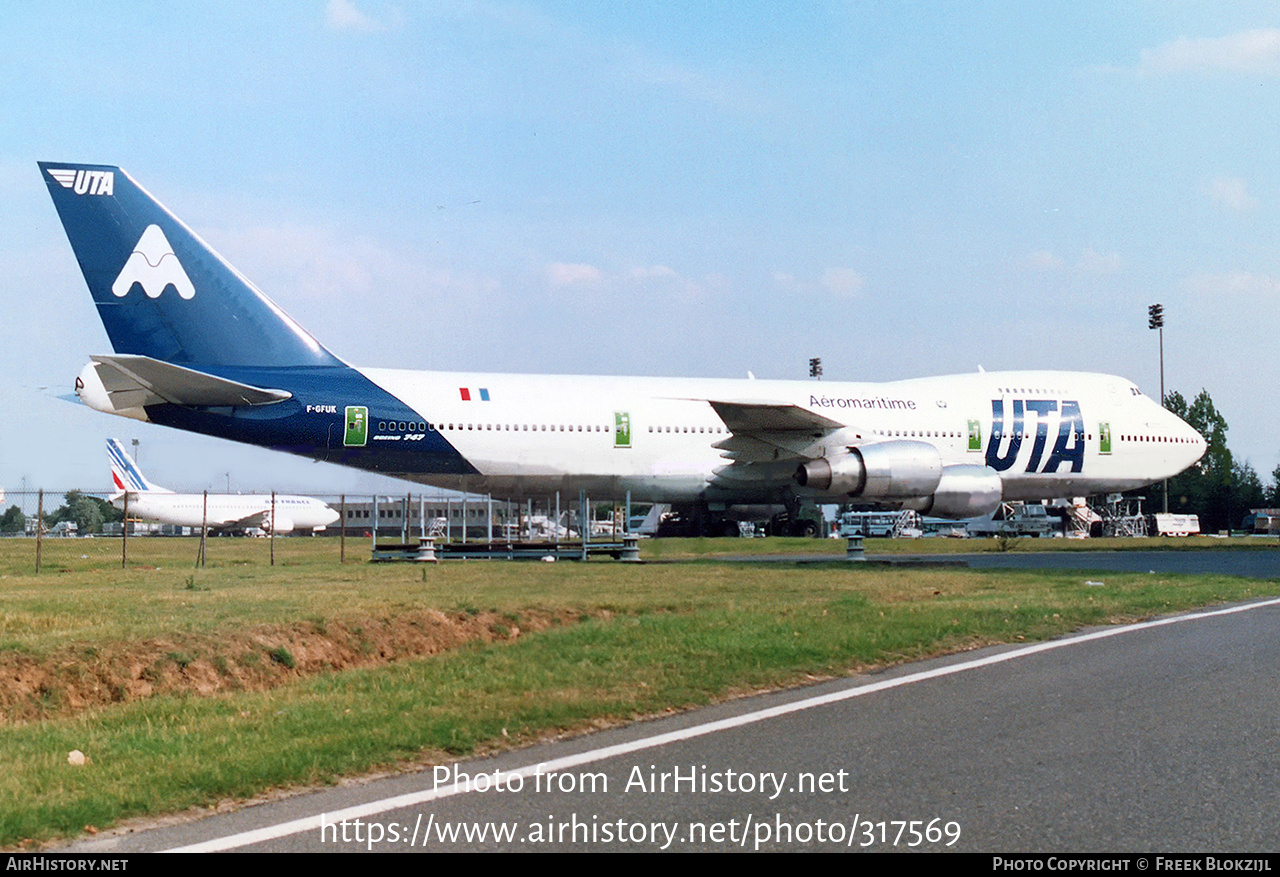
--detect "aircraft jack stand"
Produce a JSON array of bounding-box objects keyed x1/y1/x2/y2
[
  {"x1": 619, "y1": 534, "x2": 641, "y2": 563},
  {"x1": 845, "y1": 535, "x2": 866, "y2": 561}
]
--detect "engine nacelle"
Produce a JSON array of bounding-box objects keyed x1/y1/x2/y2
[
  {"x1": 795, "y1": 440, "x2": 943, "y2": 499},
  {"x1": 795, "y1": 453, "x2": 868, "y2": 495},
  {"x1": 909, "y1": 464, "x2": 1004, "y2": 519},
  {"x1": 75, "y1": 361, "x2": 150, "y2": 422}
]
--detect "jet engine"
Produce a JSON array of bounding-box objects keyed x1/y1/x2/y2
[
  {"x1": 794, "y1": 442, "x2": 1005, "y2": 519},
  {"x1": 905, "y1": 464, "x2": 1003, "y2": 519},
  {"x1": 266, "y1": 515, "x2": 294, "y2": 534},
  {"x1": 795, "y1": 440, "x2": 943, "y2": 498}
]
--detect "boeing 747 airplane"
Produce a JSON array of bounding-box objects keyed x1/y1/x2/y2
[
  {"x1": 43, "y1": 162, "x2": 1205, "y2": 535},
  {"x1": 108, "y1": 439, "x2": 339, "y2": 533}
]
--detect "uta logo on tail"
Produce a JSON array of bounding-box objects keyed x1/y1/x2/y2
[
  {"x1": 112, "y1": 224, "x2": 195, "y2": 300},
  {"x1": 45, "y1": 167, "x2": 114, "y2": 196}
]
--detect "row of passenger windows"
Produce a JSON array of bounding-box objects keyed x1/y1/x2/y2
[
  {"x1": 875, "y1": 428, "x2": 1197, "y2": 444},
  {"x1": 995, "y1": 387, "x2": 1068, "y2": 396},
  {"x1": 375, "y1": 421, "x2": 730, "y2": 434},
  {"x1": 346, "y1": 508, "x2": 485, "y2": 519},
  {"x1": 1120, "y1": 434, "x2": 1197, "y2": 444},
  {"x1": 648, "y1": 426, "x2": 726, "y2": 434},
  {"x1": 875, "y1": 429, "x2": 964, "y2": 439},
  {"x1": 375, "y1": 420, "x2": 1194, "y2": 445},
  {"x1": 379, "y1": 421, "x2": 613, "y2": 433}
]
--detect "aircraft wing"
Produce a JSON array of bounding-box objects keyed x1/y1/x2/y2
[
  {"x1": 211, "y1": 508, "x2": 294, "y2": 532},
  {"x1": 88, "y1": 355, "x2": 292, "y2": 409},
  {"x1": 223, "y1": 509, "x2": 273, "y2": 529},
  {"x1": 703, "y1": 400, "x2": 852, "y2": 481},
  {"x1": 707, "y1": 400, "x2": 845, "y2": 434}
]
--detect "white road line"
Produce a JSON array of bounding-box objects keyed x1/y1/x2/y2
[{"x1": 165, "y1": 597, "x2": 1280, "y2": 852}]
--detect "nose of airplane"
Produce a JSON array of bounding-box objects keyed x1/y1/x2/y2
[{"x1": 1165, "y1": 406, "x2": 1206, "y2": 474}]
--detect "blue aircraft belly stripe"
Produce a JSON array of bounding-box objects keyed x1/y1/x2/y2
[{"x1": 144, "y1": 364, "x2": 480, "y2": 477}]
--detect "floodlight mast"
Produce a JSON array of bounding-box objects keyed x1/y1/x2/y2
[{"x1": 1149, "y1": 303, "x2": 1167, "y2": 513}]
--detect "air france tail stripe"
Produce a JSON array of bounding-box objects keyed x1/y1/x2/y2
[{"x1": 107, "y1": 440, "x2": 150, "y2": 492}]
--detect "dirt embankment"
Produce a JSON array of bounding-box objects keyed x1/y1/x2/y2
[{"x1": 0, "y1": 608, "x2": 580, "y2": 723}]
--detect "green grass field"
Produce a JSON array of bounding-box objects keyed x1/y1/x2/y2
[
  {"x1": 1, "y1": 535, "x2": 1277, "y2": 848},
  {"x1": 643, "y1": 533, "x2": 1280, "y2": 558}
]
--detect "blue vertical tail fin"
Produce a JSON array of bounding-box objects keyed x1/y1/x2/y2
[{"x1": 40, "y1": 162, "x2": 343, "y2": 369}]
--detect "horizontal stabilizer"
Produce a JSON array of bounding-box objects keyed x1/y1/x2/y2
[{"x1": 91, "y1": 355, "x2": 292, "y2": 408}]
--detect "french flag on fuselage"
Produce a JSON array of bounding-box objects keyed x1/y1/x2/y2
[{"x1": 459, "y1": 387, "x2": 490, "y2": 401}]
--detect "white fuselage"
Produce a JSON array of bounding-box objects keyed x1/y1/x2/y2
[
  {"x1": 46, "y1": 163, "x2": 1206, "y2": 519},
  {"x1": 354, "y1": 367, "x2": 1205, "y2": 505},
  {"x1": 113, "y1": 492, "x2": 339, "y2": 532}
]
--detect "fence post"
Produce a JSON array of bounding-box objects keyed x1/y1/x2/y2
[
  {"x1": 35, "y1": 490, "x2": 43, "y2": 574},
  {"x1": 199, "y1": 490, "x2": 208, "y2": 568},
  {"x1": 121, "y1": 490, "x2": 129, "y2": 569}
]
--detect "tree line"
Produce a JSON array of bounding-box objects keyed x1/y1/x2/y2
[
  {"x1": 0, "y1": 491, "x2": 122, "y2": 535},
  {"x1": 1162, "y1": 390, "x2": 1276, "y2": 534}
]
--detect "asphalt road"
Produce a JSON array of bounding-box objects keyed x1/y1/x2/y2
[
  {"x1": 958, "y1": 548, "x2": 1280, "y2": 577},
  {"x1": 66, "y1": 595, "x2": 1280, "y2": 853},
  {"x1": 722, "y1": 546, "x2": 1280, "y2": 578}
]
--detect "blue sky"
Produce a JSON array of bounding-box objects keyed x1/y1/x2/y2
[{"x1": 2, "y1": 1, "x2": 1278, "y2": 500}]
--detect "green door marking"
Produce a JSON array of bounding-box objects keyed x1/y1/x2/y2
[
  {"x1": 1099, "y1": 422, "x2": 1111, "y2": 455},
  {"x1": 615, "y1": 411, "x2": 631, "y2": 448},
  {"x1": 344, "y1": 406, "x2": 368, "y2": 447},
  {"x1": 967, "y1": 419, "x2": 982, "y2": 451}
]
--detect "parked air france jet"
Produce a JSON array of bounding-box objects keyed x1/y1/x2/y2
[
  {"x1": 108, "y1": 439, "x2": 339, "y2": 533},
  {"x1": 44, "y1": 163, "x2": 1205, "y2": 536}
]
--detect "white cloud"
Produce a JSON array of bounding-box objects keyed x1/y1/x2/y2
[
  {"x1": 325, "y1": 0, "x2": 383, "y2": 33},
  {"x1": 198, "y1": 222, "x2": 505, "y2": 364},
  {"x1": 1184, "y1": 270, "x2": 1277, "y2": 299},
  {"x1": 209, "y1": 223, "x2": 498, "y2": 305},
  {"x1": 1206, "y1": 176, "x2": 1258, "y2": 212},
  {"x1": 1077, "y1": 248, "x2": 1122, "y2": 275},
  {"x1": 544, "y1": 262, "x2": 604, "y2": 287},
  {"x1": 1026, "y1": 250, "x2": 1065, "y2": 271},
  {"x1": 542, "y1": 261, "x2": 716, "y2": 303},
  {"x1": 820, "y1": 267, "x2": 865, "y2": 299},
  {"x1": 626, "y1": 264, "x2": 678, "y2": 281},
  {"x1": 1136, "y1": 29, "x2": 1280, "y2": 76}
]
